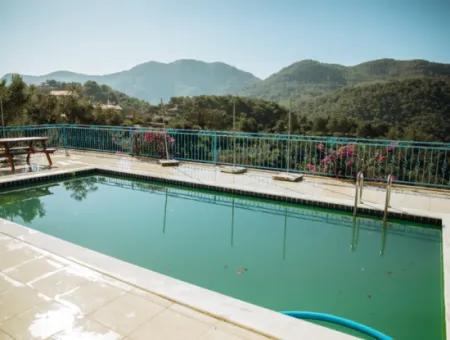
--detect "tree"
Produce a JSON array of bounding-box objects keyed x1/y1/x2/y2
[
  {"x1": 239, "y1": 117, "x2": 258, "y2": 132},
  {"x1": 312, "y1": 116, "x2": 328, "y2": 134},
  {"x1": 3, "y1": 74, "x2": 29, "y2": 124}
]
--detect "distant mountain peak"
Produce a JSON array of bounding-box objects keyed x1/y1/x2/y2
[
  {"x1": 2, "y1": 59, "x2": 260, "y2": 103},
  {"x1": 171, "y1": 58, "x2": 205, "y2": 64}
]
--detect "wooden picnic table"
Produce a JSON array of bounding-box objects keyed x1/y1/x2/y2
[{"x1": 0, "y1": 136, "x2": 56, "y2": 172}]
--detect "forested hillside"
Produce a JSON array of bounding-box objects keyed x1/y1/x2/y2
[
  {"x1": 164, "y1": 95, "x2": 287, "y2": 132},
  {"x1": 0, "y1": 76, "x2": 284, "y2": 129},
  {"x1": 1, "y1": 74, "x2": 448, "y2": 142},
  {"x1": 294, "y1": 78, "x2": 450, "y2": 141},
  {"x1": 242, "y1": 59, "x2": 450, "y2": 107},
  {"x1": 0, "y1": 76, "x2": 154, "y2": 126}
]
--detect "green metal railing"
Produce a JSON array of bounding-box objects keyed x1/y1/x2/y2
[{"x1": 2, "y1": 124, "x2": 449, "y2": 188}]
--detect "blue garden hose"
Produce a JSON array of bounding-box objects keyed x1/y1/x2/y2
[{"x1": 281, "y1": 311, "x2": 392, "y2": 340}]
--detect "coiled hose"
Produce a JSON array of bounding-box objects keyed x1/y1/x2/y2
[{"x1": 281, "y1": 311, "x2": 392, "y2": 340}]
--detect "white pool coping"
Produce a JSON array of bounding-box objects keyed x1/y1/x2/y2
[
  {"x1": 0, "y1": 218, "x2": 354, "y2": 340},
  {"x1": 0, "y1": 162, "x2": 448, "y2": 339}
]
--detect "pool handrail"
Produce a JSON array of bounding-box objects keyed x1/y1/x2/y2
[
  {"x1": 281, "y1": 310, "x2": 392, "y2": 340},
  {"x1": 383, "y1": 174, "x2": 393, "y2": 222},
  {"x1": 353, "y1": 171, "x2": 364, "y2": 216}
]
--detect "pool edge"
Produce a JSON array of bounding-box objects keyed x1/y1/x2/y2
[
  {"x1": 0, "y1": 165, "x2": 447, "y2": 339},
  {"x1": 441, "y1": 217, "x2": 450, "y2": 340}
]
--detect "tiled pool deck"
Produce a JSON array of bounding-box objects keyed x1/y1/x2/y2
[
  {"x1": 0, "y1": 150, "x2": 449, "y2": 339},
  {"x1": 0, "y1": 233, "x2": 277, "y2": 340}
]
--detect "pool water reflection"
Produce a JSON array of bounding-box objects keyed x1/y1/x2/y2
[{"x1": 0, "y1": 174, "x2": 444, "y2": 340}]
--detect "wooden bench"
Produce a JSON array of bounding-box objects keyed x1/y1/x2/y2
[
  {"x1": 0, "y1": 146, "x2": 30, "y2": 155},
  {"x1": 0, "y1": 137, "x2": 56, "y2": 172}
]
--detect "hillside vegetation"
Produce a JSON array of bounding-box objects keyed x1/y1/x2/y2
[
  {"x1": 164, "y1": 95, "x2": 287, "y2": 132},
  {"x1": 295, "y1": 78, "x2": 450, "y2": 141},
  {"x1": 149, "y1": 77, "x2": 449, "y2": 141},
  {"x1": 0, "y1": 76, "x2": 154, "y2": 126},
  {"x1": 242, "y1": 59, "x2": 450, "y2": 107},
  {"x1": 0, "y1": 76, "x2": 285, "y2": 129}
]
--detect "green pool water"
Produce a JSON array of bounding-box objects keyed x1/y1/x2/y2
[{"x1": 0, "y1": 174, "x2": 444, "y2": 339}]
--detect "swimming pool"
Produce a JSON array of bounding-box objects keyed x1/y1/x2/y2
[{"x1": 0, "y1": 173, "x2": 444, "y2": 339}]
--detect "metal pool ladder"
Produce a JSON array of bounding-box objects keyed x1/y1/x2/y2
[
  {"x1": 383, "y1": 174, "x2": 393, "y2": 222},
  {"x1": 353, "y1": 171, "x2": 364, "y2": 216}
]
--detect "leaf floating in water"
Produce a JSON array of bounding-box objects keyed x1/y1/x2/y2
[{"x1": 236, "y1": 266, "x2": 248, "y2": 275}]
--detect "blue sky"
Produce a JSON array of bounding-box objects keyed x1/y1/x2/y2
[{"x1": 1, "y1": 0, "x2": 449, "y2": 79}]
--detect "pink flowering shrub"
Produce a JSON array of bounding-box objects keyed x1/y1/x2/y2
[
  {"x1": 317, "y1": 144, "x2": 357, "y2": 176},
  {"x1": 306, "y1": 142, "x2": 397, "y2": 178},
  {"x1": 142, "y1": 132, "x2": 175, "y2": 157},
  {"x1": 306, "y1": 163, "x2": 316, "y2": 172}
]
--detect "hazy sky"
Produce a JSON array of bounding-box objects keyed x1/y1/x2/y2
[{"x1": 1, "y1": 0, "x2": 449, "y2": 79}]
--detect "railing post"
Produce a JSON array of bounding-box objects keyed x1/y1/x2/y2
[
  {"x1": 62, "y1": 125, "x2": 66, "y2": 148},
  {"x1": 63, "y1": 125, "x2": 70, "y2": 156},
  {"x1": 129, "y1": 128, "x2": 134, "y2": 155},
  {"x1": 212, "y1": 132, "x2": 218, "y2": 164}
]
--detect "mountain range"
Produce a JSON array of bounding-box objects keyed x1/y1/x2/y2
[
  {"x1": 2, "y1": 59, "x2": 260, "y2": 103},
  {"x1": 3, "y1": 58, "x2": 450, "y2": 105}
]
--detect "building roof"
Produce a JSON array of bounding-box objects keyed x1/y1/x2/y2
[
  {"x1": 49, "y1": 90, "x2": 73, "y2": 96},
  {"x1": 96, "y1": 103, "x2": 123, "y2": 111}
]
